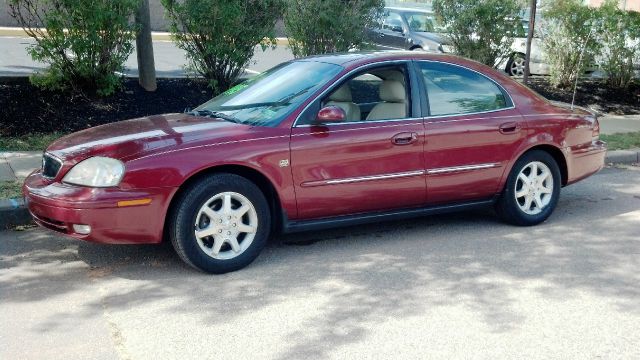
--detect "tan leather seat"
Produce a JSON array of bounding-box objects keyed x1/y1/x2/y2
[
  {"x1": 326, "y1": 85, "x2": 361, "y2": 122},
  {"x1": 366, "y1": 80, "x2": 407, "y2": 121}
]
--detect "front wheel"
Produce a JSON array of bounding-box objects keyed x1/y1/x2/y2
[
  {"x1": 496, "y1": 150, "x2": 561, "y2": 226},
  {"x1": 168, "y1": 174, "x2": 271, "y2": 274}
]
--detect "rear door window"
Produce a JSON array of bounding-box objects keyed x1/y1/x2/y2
[{"x1": 418, "y1": 62, "x2": 511, "y2": 116}]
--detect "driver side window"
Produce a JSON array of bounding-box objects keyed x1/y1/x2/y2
[{"x1": 319, "y1": 65, "x2": 411, "y2": 124}]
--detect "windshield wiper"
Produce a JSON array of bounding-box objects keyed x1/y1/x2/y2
[{"x1": 187, "y1": 109, "x2": 240, "y2": 123}]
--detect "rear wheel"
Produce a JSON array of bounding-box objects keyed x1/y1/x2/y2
[
  {"x1": 168, "y1": 173, "x2": 271, "y2": 273},
  {"x1": 496, "y1": 150, "x2": 561, "y2": 226},
  {"x1": 506, "y1": 53, "x2": 526, "y2": 77}
]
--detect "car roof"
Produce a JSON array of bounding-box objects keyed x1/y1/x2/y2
[
  {"x1": 295, "y1": 51, "x2": 520, "y2": 97},
  {"x1": 297, "y1": 51, "x2": 461, "y2": 67}
]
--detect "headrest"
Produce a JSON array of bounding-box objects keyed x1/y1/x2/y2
[
  {"x1": 329, "y1": 85, "x2": 352, "y2": 102},
  {"x1": 379, "y1": 80, "x2": 405, "y2": 103}
]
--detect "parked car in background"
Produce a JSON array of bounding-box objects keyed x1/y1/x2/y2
[
  {"x1": 24, "y1": 52, "x2": 606, "y2": 274},
  {"x1": 367, "y1": 7, "x2": 453, "y2": 53},
  {"x1": 504, "y1": 35, "x2": 548, "y2": 76}
]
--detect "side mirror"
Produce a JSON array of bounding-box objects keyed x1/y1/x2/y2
[
  {"x1": 316, "y1": 105, "x2": 346, "y2": 123},
  {"x1": 392, "y1": 25, "x2": 404, "y2": 33}
]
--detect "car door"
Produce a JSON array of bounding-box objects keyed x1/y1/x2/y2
[
  {"x1": 416, "y1": 61, "x2": 526, "y2": 205},
  {"x1": 289, "y1": 62, "x2": 427, "y2": 219}
]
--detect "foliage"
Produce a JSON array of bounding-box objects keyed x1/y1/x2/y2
[
  {"x1": 9, "y1": 0, "x2": 139, "y2": 96},
  {"x1": 162, "y1": 0, "x2": 283, "y2": 92},
  {"x1": 433, "y1": 0, "x2": 522, "y2": 67},
  {"x1": 600, "y1": 131, "x2": 640, "y2": 151},
  {"x1": 595, "y1": 0, "x2": 640, "y2": 90},
  {"x1": 0, "y1": 181, "x2": 23, "y2": 200},
  {"x1": 283, "y1": 0, "x2": 384, "y2": 58},
  {"x1": 0, "y1": 132, "x2": 64, "y2": 151},
  {"x1": 539, "y1": 0, "x2": 601, "y2": 88}
]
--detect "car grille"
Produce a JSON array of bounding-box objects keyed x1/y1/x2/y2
[{"x1": 42, "y1": 153, "x2": 62, "y2": 178}]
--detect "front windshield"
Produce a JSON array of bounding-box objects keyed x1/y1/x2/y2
[
  {"x1": 195, "y1": 61, "x2": 343, "y2": 127},
  {"x1": 404, "y1": 12, "x2": 446, "y2": 33}
]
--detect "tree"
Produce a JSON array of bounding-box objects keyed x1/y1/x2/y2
[
  {"x1": 539, "y1": 0, "x2": 600, "y2": 88},
  {"x1": 596, "y1": 0, "x2": 640, "y2": 90},
  {"x1": 161, "y1": 0, "x2": 284, "y2": 93},
  {"x1": 9, "y1": 0, "x2": 139, "y2": 96},
  {"x1": 284, "y1": 0, "x2": 384, "y2": 58},
  {"x1": 433, "y1": 0, "x2": 522, "y2": 67}
]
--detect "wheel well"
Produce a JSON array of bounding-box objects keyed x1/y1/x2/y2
[
  {"x1": 523, "y1": 145, "x2": 568, "y2": 186},
  {"x1": 164, "y1": 165, "x2": 284, "y2": 240},
  {"x1": 409, "y1": 45, "x2": 423, "y2": 51}
]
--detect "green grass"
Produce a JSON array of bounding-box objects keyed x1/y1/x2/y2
[
  {"x1": 0, "y1": 180, "x2": 23, "y2": 199},
  {"x1": 600, "y1": 131, "x2": 640, "y2": 151},
  {"x1": 0, "y1": 132, "x2": 64, "y2": 152}
]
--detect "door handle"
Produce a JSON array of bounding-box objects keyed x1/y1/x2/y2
[
  {"x1": 392, "y1": 132, "x2": 418, "y2": 145},
  {"x1": 499, "y1": 122, "x2": 519, "y2": 134}
]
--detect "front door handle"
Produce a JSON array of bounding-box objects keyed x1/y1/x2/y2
[
  {"x1": 499, "y1": 122, "x2": 519, "y2": 134},
  {"x1": 392, "y1": 132, "x2": 418, "y2": 145}
]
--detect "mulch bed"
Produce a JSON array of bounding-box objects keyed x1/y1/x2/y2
[
  {"x1": 527, "y1": 78, "x2": 640, "y2": 115},
  {"x1": 1, "y1": 77, "x2": 214, "y2": 137},
  {"x1": 1, "y1": 76, "x2": 638, "y2": 137}
]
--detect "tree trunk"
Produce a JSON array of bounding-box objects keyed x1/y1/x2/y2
[
  {"x1": 523, "y1": 0, "x2": 537, "y2": 85},
  {"x1": 135, "y1": 0, "x2": 157, "y2": 91}
]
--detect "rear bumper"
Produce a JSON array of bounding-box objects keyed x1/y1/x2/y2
[
  {"x1": 566, "y1": 140, "x2": 607, "y2": 185},
  {"x1": 24, "y1": 170, "x2": 175, "y2": 244}
]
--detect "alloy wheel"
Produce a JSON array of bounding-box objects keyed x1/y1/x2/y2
[
  {"x1": 194, "y1": 191, "x2": 258, "y2": 260},
  {"x1": 514, "y1": 161, "x2": 554, "y2": 215},
  {"x1": 510, "y1": 56, "x2": 526, "y2": 76}
]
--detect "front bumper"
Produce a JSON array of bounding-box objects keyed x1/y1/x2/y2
[{"x1": 24, "y1": 170, "x2": 176, "y2": 244}]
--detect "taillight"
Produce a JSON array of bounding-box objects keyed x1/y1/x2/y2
[{"x1": 592, "y1": 118, "x2": 600, "y2": 141}]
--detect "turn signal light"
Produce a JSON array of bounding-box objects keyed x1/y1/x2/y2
[{"x1": 117, "y1": 198, "x2": 152, "y2": 207}]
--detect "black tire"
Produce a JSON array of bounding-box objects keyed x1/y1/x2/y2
[
  {"x1": 496, "y1": 150, "x2": 561, "y2": 226},
  {"x1": 168, "y1": 173, "x2": 271, "y2": 274}
]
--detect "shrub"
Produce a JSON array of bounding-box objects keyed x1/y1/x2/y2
[
  {"x1": 162, "y1": 0, "x2": 283, "y2": 92},
  {"x1": 432, "y1": 0, "x2": 522, "y2": 67},
  {"x1": 9, "y1": 0, "x2": 139, "y2": 96},
  {"x1": 595, "y1": 0, "x2": 640, "y2": 90},
  {"x1": 284, "y1": 0, "x2": 384, "y2": 58},
  {"x1": 539, "y1": 0, "x2": 600, "y2": 88}
]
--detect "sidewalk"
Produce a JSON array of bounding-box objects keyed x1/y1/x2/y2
[
  {"x1": 0, "y1": 152, "x2": 41, "y2": 181},
  {"x1": 598, "y1": 114, "x2": 640, "y2": 135}
]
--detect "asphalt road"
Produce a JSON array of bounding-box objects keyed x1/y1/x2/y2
[
  {"x1": 0, "y1": 37, "x2": 294, "y2": 77},
  {"x1": 1, "y1": 166, "x2": 639, "y2": 360}
]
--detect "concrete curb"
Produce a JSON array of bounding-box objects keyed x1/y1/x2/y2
[
  {"x1": 605, "y1": 149, "x2": 640, "y2": 164},
  {"x1": 1, "y1": 150, "x2": 637, "y2": 229},
  {"x1": 0, "y1": 198, "x2": 31, "y2": 229}
]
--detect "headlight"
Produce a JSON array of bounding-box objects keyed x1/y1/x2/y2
[{"x1": 63, "y1": 157, "x2": 125, "y2": 187}]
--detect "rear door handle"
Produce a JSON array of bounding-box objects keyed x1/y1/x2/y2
[
  {"x1": 392, "y1": 132, "x2": 418, "y2": 145},
  {"x1": 499, "y1": 122, "x2": 519, "y2": 134}
]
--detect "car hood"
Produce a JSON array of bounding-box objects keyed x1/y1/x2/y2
[
  {"x1": 414, "y1": 32, "x2": 452, "y2": 45},
  {"x1": 46, "y1": 113, "x2": 259, "y2": 162}
]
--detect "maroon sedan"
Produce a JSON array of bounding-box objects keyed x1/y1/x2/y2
[{"x1": 24, "y1": 52, "x2": 606, "y2": 273}]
